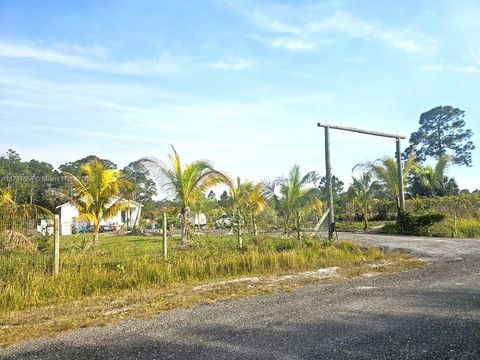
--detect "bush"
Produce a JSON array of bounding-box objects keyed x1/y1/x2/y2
[
  {"x1": 398, "y1": 212, "x2": 445, "y2": 235},
  {"x1": 406, "y1": 194, "x2": 480, "y2": 220}
]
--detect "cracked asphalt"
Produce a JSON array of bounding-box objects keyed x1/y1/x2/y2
[{"x1": 2, "y1": 234, "x2": 480, "y2": 359}]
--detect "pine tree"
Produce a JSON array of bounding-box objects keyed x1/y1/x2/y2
[{"x1": 403, "y1": 106, "x2": 475, "y2": 166}]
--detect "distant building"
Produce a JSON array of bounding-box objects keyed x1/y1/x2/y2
[{"x1": 56, "y1": 196, "x2": 142, "y2": 235}]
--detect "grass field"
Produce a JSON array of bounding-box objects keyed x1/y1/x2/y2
[{"x1": 0, "y1": 234, "x2": 422, "y2": 346}]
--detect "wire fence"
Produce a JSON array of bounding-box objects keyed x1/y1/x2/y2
[
  {"x1": 0, "y1": 213, "x2": 335, "y2": 275},
  {"x1": 2, "y1": 209, "x2": 475, "y2": 277}
]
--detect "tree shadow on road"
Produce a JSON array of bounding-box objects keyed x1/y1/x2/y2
[{"x1": 4, "y1": 306, "x2": 479, "y2": 360}]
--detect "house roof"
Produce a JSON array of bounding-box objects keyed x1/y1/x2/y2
[{"x1": 56, "y1": 196, "x2": 143, "y2": 209}]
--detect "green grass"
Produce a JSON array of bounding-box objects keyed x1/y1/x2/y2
[
  {"x1": 429, "y1": 218, "x2": 480, "y2": 238},
  {"x1": 455, "y1": 219, "x2": 480, "y2": 238},
  {"x1": 0, "y1": 234, "x2": 405, "y2": 315}
]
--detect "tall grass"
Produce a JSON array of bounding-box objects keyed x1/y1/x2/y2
[
  {"x1": 455, "y1": 219, "x2": 480, "y2": 238},
  {"x1": 0, "y1": 235, "x2": 386, "y2": 315}
]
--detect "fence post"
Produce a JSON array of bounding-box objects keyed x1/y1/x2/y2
[
  {"x1": 163, "y1": 211, "x2": 168, "y2": 261},
  {"x1": 54, "y1": 214, "x2": 60, "y2": 274}
]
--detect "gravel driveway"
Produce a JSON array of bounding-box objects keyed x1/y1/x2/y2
[{"x1": 2, "y1": 234, "x2": 480, "y2": 359}]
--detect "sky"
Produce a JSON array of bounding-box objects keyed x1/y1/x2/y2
[{"x1": 0, "y1": 0, "x2": 479, "y2": 191}]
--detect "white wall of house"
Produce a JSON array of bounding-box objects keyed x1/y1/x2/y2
[{"x1": 57, "y1": 198, "x2": 142, "y2": 235}]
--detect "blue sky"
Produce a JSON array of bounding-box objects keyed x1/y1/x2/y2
[{"x1": 0, "y1": 0, "x2": 479, "y2": 191}]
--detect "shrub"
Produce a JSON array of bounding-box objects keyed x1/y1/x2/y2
[
  {"x1": 406, "y1": 194, "x2": 480, "y2": 220},
  {"x1": 398, "y1": 212, "x2": 445, "y2": 235}
]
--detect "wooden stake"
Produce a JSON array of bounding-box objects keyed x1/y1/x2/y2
[
  {"x1": 163, "y1": 211, "x2": 168, "y2": 261},
  {"x1": 54, "y1": 214, "x2": 60, "y2": 274}
]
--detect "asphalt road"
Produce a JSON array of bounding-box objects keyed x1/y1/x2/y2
[{"x1": 3, "y1": 234, "x2": 480, "y2": 359}]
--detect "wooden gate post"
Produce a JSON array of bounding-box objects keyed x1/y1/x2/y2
[
  {"x1": 324, "y1": 126, "x2": 335, "y2": 242},
  {"x1": 54, "y1": 214, "x2": 60, "y2": 274},
  {"x1": 395, "y1": 137, "x2": 405, "y2": 212}
]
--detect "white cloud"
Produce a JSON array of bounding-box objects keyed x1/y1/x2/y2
[
  {"x1": 210, "y1": 57, "x2": 253, "y2": 70},
  {"x1": 0, "y1": 41, "x2": 185, "y2": 75},
  {"x1": 422, "y1": 64, "x2": 479, "y2": 73},
  {"x1": 250, "y1": 7, "x2": 304, "y2": 36},
  {"x1": 242, "y1": 5, "x2": 436, "y2": 54},
  {"x1": 452, "y1": 65, "x2": 479, "y2": 73},
  {"x1": 470, "y1": 48, "x2": 480, "y2": 64},
  {"x1": 0, "y1": 41, "x2": 257, "y2": 75},
  {"x1": 422, "y1": 64, "x2": 443, "y2": 71},
  {"x1": 0, "y1": 42, "x2": 89, "y2": 66},
  {"x1": 271, "y1": 37, "x2": 315, "y2": 51},
  {"x1": 422, "y1": 49, "x2": 480, "y2": 73}
]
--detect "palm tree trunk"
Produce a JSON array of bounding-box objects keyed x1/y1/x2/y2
[
  {"x1": 133, "y1": 203, "x2": 142, "y2": 230},
  {"x1": 283, "y1": 214, "x2": 290, "y2": 237},
  {"x1": 93, "y1": 224, "x2": 100, "y2": 247},
  {"x1": 252, "y1": 215, "x2": 258, "y2": 237},
  {"x1": 29, "y1": 180, "x2": 34, "y2": 205},
  {"x1": 237, "y1": 209, "x2": 243, "y2": 249},
  {"x1": 363, "y1": 211, "x2": 368, "y2": 231},
  {"x1": 296, "y1": 211, "x2": 301, "y2": 241},
  {"x1": 181, "y1": 207, "x2": 189, "y2": 244}
]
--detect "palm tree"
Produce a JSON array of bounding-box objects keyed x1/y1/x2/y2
[
  {"x1": 356, "y1": 157, "x2": 417, "y2": 212},
  {"x1": 0, "y1": 187, "x2": 52, "y2": 251},
  {"x1": 228, "y1": 178, "x2": 268, "y2": 246},
  {"x1": 229, "y1": 177, "x2": 251, "y2": 248},
  {"x1": 348, "y1": 172, "x2": 379, "y2": 230},
  {"x1": 247, "y1": 183, "x2": 268, "y2": 237},
  {"x1": 272, "y1": 165, "x2": 322, "y2": 240},
  {"x1": 141, "y1": 146, "x2": 228, "y2": 244},
  {"x1": 412, "y1": 155, "x2": 451, "y2": 196},
  {"x1": 63, "y1": 160, "x2": 131, "y2": 248}
]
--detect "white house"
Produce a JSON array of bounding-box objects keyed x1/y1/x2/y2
[{"x1": 56, "y1": 196, "x2": 142, "y2": 235}]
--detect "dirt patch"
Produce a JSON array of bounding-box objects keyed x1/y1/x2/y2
[{"x1": 193, "y1": 267, "x2": 339, "y2": 292}]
